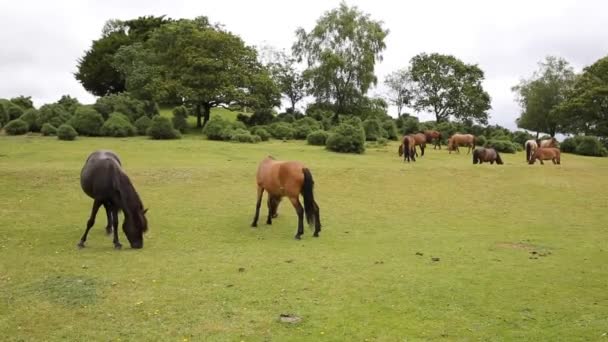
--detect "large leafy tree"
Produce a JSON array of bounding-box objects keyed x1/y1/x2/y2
[
  {"x1": 114, "y1": 17, "x2": 280, "y2": 128},
  {"x1": 512, "y1": 56, "x2": 575, "y2": 137},
  {"x1": 293, "y1": 2, "x2": 388, "y2": 114},
  {"x1": 75, "y1": 16, "x2": 171, "y2": 96},
  {"x1": 384, "y1": 69, "x2": 415, "y2": 117},
  {"x1": 409, "y1": 53, "x2": 491, "y2": 124},
  {"x1": 264, "y1": 50, "x2": 306, "y2": 113},
  {"x1": 557, "y1": 56, "x2": 608, "y2": 137}
]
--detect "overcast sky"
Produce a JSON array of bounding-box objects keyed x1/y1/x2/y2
[{"x1": 1, "y1": 0, "x2": 607, "y2": 128}]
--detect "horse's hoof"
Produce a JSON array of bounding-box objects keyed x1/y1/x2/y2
[
  {"x1": 313, "y1": 233, "x2": 319, "y2": 238},
  {"x1": 77, "y1": 242, "x2": 85, "y2": 249},
  {"x1": 105, "y1": 227, "x2": 112, "y2": 235},
  {"x1": 114, "y1": 243, "x2": 122, "y2": 250},
  {"x1": 294, "y1": 235, "x2": 302, "y2": 240},
  {"x1": 251, "y1": 223, "x2": 257, "y2": 228},
  {"x1": 266, "y1": 221, "x2": 272, "y2": 225}
]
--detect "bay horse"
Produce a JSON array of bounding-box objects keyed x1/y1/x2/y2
[
  {"x1": 524, "y1": 139, "x2": 538, "y2": 162},
  {"x1": 423, "y1": 130, "x2": 442, "y2": 149},
  {"x1": 398, "y1": 135, "x2": 416, "y2": 162},
  {"x1": 79, "y1": 150, "x2": 148, "y2": 249},
  {"x1": 447, "y1": 133, "x2": 475, "y2": 154},
  {"x1": 411, "y1": 133, "x2": 427, "y2": 157},
  {"x1": 529, "y1": 147, "x2": 561, "y2": 165},
  {"x1": 251, "y1": 156, "x2": 321, "y2": 240},
  {"x1": 473, "y1": 147, "x2": 503, "y2": 165},
  {"x1": 540, "y1": 137, "x2": 558, "y2": 148}
]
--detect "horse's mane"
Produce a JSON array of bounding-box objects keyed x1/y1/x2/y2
[{"x1": 113, "y1": 167, "x2": 147, "y2": 232}]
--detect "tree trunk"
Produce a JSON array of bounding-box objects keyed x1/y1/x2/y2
[
  {"x1": 202, "y1": 103, "x2": 211, "y2": 128},
  {"x1": 196, "y1": 104, "x2": 202, "y2": 128}
]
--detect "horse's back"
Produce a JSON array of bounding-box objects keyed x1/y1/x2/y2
[
  {"x1": 257, "y1": 158, "x2": 305, "y2": 197},
  {"x1": 81, "y1": 150, "x2": 122, "y2": 199}
]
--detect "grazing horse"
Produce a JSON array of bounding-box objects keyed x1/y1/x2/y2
[
  {"x1": 79, "y1": 150, "x2": 148, "y2": 249},
  {"x1": 447, "y1": 134, "x2": 476, "y2": 154},
  {"x1": 398, "y1": 135, "x2": 417, "y2": 162},
  {"x1": 473, "y1": 147, "x2": 503, "y2": 165},
  {"x1": 423, "y1": 130, "x2": 442, "y2": 150},
  {"x1": 540, "y1": 137, "x2": 559, "y2": 148},
  {"x1": 524, "y1": 139, "x2": 538, "y2": 162},
  {"x1": 411, "y1": 133, "x2": 427, "y2": 157},
  {"x1": 251, "y1": 156, "x2": 321, "y2": 240},
  {"x1": 529, "y1": 147, "x2": 561, "y2": 165}
]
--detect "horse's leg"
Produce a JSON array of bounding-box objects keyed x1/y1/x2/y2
[
  {"x1": 421, "y1": 144, "x2": 425, "y2": 157},
  {"x1": 251, "y1": 186, "x2": 264, "y2": 228},
  {"x1": 110, "y1": 205, "x2": 121, "y2": 249},
  {"x1": 540, "y1": 160, "x2": 544, "y2": 165},
  {"x1": 552, "y1": 158, "x2": 557, "y2": 164},
  {"x1": 313, "y1": 202, "x2": 321, "y2": 237},
  {"x1": 78, "y1": 199, "x2": 102, "y2": 248},
  {"x1": 266, "y1": 196, "x2": 275, "y2": 225},
  {"x1": 289, "y1": 197, "x2": 304, "y2": 240},
  {"x1": 103, "y1": 202, "x2": 113, "y2": 235}
]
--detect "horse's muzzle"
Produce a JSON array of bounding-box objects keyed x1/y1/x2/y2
[{"x1": 130, "y1": 241, "x2": 143, "y2": 249}]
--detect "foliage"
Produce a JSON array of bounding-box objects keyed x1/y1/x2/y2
[
  {"x1": 0, "y1": 102, "x2": 9, "y2": 127},
  {"x1": 362, "y1": 118, "x2": 387, "y2": 141},
  {"x1": 70, "y1": 107, "x2": 104, "y2": 136},
  {"x1": 512, "y1": 130, "x2": 534, "y2": 146},
  {"x1": 147, "y1": 116, "x2": 181, "y2": 139},
  {"x1": 229, "y1": 128, "x2": 262, "y2": 143},
  {"x1": 94, "y1": 92, "x2": 150, "y2": 121},
  {"x1": 37, "y1": 103, "x2": 72, "y2": 128},
  {"x1": 10, "y1": 95, "x2": 34, "y2": 110},
  {"x1": 134, "y1": 116, "x2": 153, "y2": 135},
  {"x1": 486, "y1": 139, "x2": 518, "y2": 153},
  {"x1": 382, "y1": 120, "x2": 399, "y2": 140},
  {"x1": 203, "y1": 116, "x2": 232, "y2": 140},
  {"x1": 410, "y1": 53, "x2": 491, "y2": 124},
  {"x1": 307, "y1": 130, "x2": 329, "y2": 146},
  {"x1": 57, "y1": 95, "x2": 81, "y2": 114},
  {"x1": 513, "y1": 56, "x2": 575, "y2": 137},
  {"x1": 101, "y1": 112, "x2": 137, "y2": 137},
  {"x1": 249, "y1": 126, "x2": 271, "y2": 141},
  {"x1": 475, "y1": 135, "x2": 487, "y2": 147},
  {"x1": 384, "y1": 69, "x2": 415, "y2": 117},
  {"x1": 264, "y1": 49, "x2": 306, "y2": 112},
  {"x1": 326, "y1": 123, "x2": 366, "y2": 153},
  {"x1": 293, "y1": 117, "x2": 321, "y2": 139},
  {"x1": 172, "y1": 106, "x2": 189, "y2": 133},
  {"x1": 268, "y1": 122, "x2": 295, "y2": 140},
  {"x1": 561, "y1": 136, "x2": 606, "y2": 157},
  {"x1": 41, "y1": 123, "x2": 57, "y2": 136},
  {"x1": 293, "y1": 3, "x2": 388, "y2": 114},
  {"x1": 57, "y1": 124, "x2": 78, "y2": 140},
  {"x1": 396, "y1": 115, "x2": 420, "y2": 135},
  {"x1": 237, "y1": 108, "x2": 275, "y2": 127},
  {"x1": 4, "y1": 119, "x2": 29, "y2": 135},
  {"x1": 0, "y1": 99, "x2": 25, "y2": 120},
  {"x1": 20, "y1": 108, "x2": 40, "y2": 132}
]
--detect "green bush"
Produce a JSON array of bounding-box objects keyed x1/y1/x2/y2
[
  {"x1": 172, "y1": 106, "x2": 189, "y2": 133},
  {"x1": 101, "y1": 113, "x2": 137, "y2": 137},
  {"x1": 307, "y1": 130, "x2": 329, "y2": 146},
  {"x1": 3, "y1": 100, "x2": 24, "y2": 120},
  {"x1": 41, "y1": 123, "x2": 57, "y2": 136},
  {"x1": 10, "y1": 95, "x2": 34, "y2": 110},
  {"x1": 560, "y1": 136, "x2": 579, "y2": 153},
  {"x1": 475, "y1": 135, "x2": 487, "y2": 147},
  {"x1": 326, "y1": 123, "x2": 366, "y2": 154},
  {"x1": 363, "y1": 119, "x2": 387, "y2": 141},
  {"x1": 0, "y1": 103, "x2": 9, "y2": 128},
  {"x1": 57, "y1": 124, "x2": 78, "y2": 141},
  {"x1": 250, "y1": 126, "x2": 271, "y2": 141},
  {"x1": 268, "y1": 122, "x2": 295, "y2": 140},
  {"x1": 20, "y1": 108, "x2": 40, "y2": 132},
  {"x1": 134, "y1": 116, "x2": 153, "y2": 135},
  {"x1": 71, "y1": 106, "x2": 104, "y2": 136},
  {"x1": 147, "y1": 116, "x2": 181, "y2": 139},
  {"x1": 382, "y1": 120, "x2": 399, "y2": 140},
  {"x1": 37, "y1": 103, "x2": 72, "y2": 128},
  {"x1": 94, "y1": 93, "x2": 150, "y2": 121},
  {"x1": 229, "y1": 129, "x2": 261, "y2": 143},
  {"x1": 293, "y1": 117, "x2": 321, "y2": 139},
  {"x1": 396, "y1": 116, "x2": 420, "y2": 135},
  {"x1": 512, "y1": 130, "x2": 534, "y2": 146},
  {"x1": 486, "y1": 139, "x2": 518, "y2": 153},
  {"x1": 376, "y1": 137, "x2": 389, "y2": 146},
  {"x1": 202, "y1": 116, "x2": 231, "y2": 140},
  {"x1": 575, "y1": 136, "x2": 606, "y2": 156},
  {"x1": 4, "y1": 119, "x2": 29, "y2": 135}
]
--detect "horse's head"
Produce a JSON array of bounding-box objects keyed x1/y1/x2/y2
[
  {"x1": 123, "y1": 208, "x2": 148, "y2": 249},
  {"x1": 495, "y1": 151, "x2": 504, "y2": 165}
]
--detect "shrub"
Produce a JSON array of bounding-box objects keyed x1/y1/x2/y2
[
  {"x1": 397, "y1": 116, "x2": 420, "y2": 135},
  {"x1": 10, "y1": 95, "x2": 34, "y2": 110},
  {"x1": 41, "y1": 123, "x2": 57, "y2": 136},
  {"x1": 475, "y1": 135, "x2": 487, "y2": 147},
  {"x1": 57, "y1": 124, "x2": 78, "y2": 141},
  {"x1": 202, "y1": 116, "x2": 231, "y2": 140},
  {"x1": 376, "y1": 137, "x2": 389, "y2": 146},
  {"x1": 277, "y1": 113, "x2": 295, "y2": 123},
  {"x1": 94, "y1": 93, "x2": 148, "y2": 121},
  {"x1": 231, "y1": 120, "x2": 248, "y2": 130},
  {"x1": 512, "y1": 130, "x2": 534, "y2": 146},
  {"x1": 134, "y1": 116, "x2": 153, "y2": 135},
  {"x1": 0, "y1": 103, "x2": 9, "y2": 128},
  {"x1": 307, "y1": 130, "x2": 329, "y2": 146},
  {"x1": 250, "y1": 126, "x2": 271, "y2": 141},
  {"x1": 363, "y1": 119, "x2": 387, "y2": 141},
  {"x1": 293, "y1": 117, "x2": 321, "y2": 139},
  {"x1": 248, "y1": 108, "x2": 275, "y2": 126},
  {"x1": 486, "y1": 139, "x2": 518, "y2": 153},
  {"x1": 560, "y1": 136, "x2": 579, "y2": 153},
  {"x1": 37, "y1": 103, "x2": 72, "y2": 128},
  {"x1": 147, "y1": 116, "x2": 181, "y2": 139},
  {"x1": 326, "y1": 123, "x2": 366, "y2": 154},
  {"x1": 4, "y1": 119, "x2": 29, "y2": 135},
  {"x1": 229, "y1": 129, "x2": 261, "y2": 143},
  {"x1": 56, "y1": 95, "x2": 81, "y2": 114},
  {"x1": 71, "y1": 106, "x2": 104, "y2": 136},
  {"x1": 382, "y1": 120, "x2": 399, "y2": 140},
  {"x1": 268, "y1": 122, "x2": 295, "y2": 140},
  {"x1": 101, "y1": 112, "x2": 137, "y2": 137},
  {"x1": 575, "y1": 136, "x2": 606, "y2": 156},
  {"x1": 4, "y1": 101, "x2": 24, "y2": 120},
  {"x1": 172, "y1": 106, "x2": 189, "y2": 133},
  {"x1": 20, "y1": 108, "x2": 40, "y2": 132}
]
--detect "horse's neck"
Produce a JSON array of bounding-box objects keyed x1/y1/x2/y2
[{"x1": 114, "y1": 171, "x2": 141, "y2": 218}]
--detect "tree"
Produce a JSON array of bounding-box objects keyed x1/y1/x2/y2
[
  {"x1": 10, "y1": 96, "x2": 34, "y2": 110},
  {"x1": 384, "y1": 69, "x2": 414, "y2": 117},
  {"x1": 75, "y1": 16, "x2": 171, "y2": 96},
  {"x1": 114, "y1": 17, "x2": 279, "y2": 128},
  {"x1": 512, "y1": 56, "x2": 575, "y2": 137},
  {"x1": 293, "y1": 2, "x2": 388, "y2": 114},
  {"x1": 265, "y1": 49, "x2": 306, "y2": 113},
  {"x1": 409, "y1": 53, "x2": 491, "y2": 124},
  {"x1": 557, "y1": 56, "x2": 608, "y2": 137}
]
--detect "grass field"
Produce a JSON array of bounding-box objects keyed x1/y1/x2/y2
[{"x1": 1, "y1": 134, "x2": 607, "y2": 341}]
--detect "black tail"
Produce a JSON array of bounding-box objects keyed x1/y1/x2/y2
[
  {"x1": 526, "y1": 143, "x2": 531, "y2": 162},
  {"x1": 301, "y1": 168, "x2": 316, "y2": 227}
]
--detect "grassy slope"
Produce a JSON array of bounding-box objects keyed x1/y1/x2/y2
[{"x1": 0, "y1": 136, "x2": 607, "y2": 341}]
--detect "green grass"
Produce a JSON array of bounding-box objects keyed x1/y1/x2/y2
[{"x1": 1, "y1": 135, "x2": 607, "y2": 341}]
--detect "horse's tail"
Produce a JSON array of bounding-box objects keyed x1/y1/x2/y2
[
  {"x1": 473, "y1": 149, "x2": 479, "y2": 164},
  {"x1": 495, "y1": 151, "x2": 503, "y2": 165},
  {"x1": 526, "y1": 142, "x2": 531, "y2": 162},
  {"x1": 301, "y1": 168, "x2": 316, "y2": 227}
]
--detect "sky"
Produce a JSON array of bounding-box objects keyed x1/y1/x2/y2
[{"x1": 1, "y1": 0, "x2": 607, "y2": 129}]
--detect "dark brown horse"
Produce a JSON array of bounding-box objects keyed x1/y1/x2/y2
[
  {"x1": 473, "y1": 147, "x2": 503, "y2": 165},
  {"x1": 529, "y1": 147, "x2": 561, "y2": 165},
  {"x1": 447, "y1": 133, "x2": 476, "y2": 154},
  {"x1": 251, "y1": 156, "x2": 321, "y2": 240},
  {"x1": 79, "y1": 150, "x2": 148, "y2": 249},
  {"x1": 412, "y1": 132, "x2": 427, "y2": 157},
  {"x1": 398, "y1": 135, "x2": 416, "y2": 162},
  {"x1": 423, "y1": 130, "x2": 442, "y2": 149}
]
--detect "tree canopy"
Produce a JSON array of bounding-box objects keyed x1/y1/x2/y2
[{"x1": 383, "y1": 69, "x2": 414, "y2": 118}]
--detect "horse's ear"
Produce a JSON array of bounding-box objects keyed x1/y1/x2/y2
[{"x1": 143, "y1": 208, "x2": 149, "y2": 215}]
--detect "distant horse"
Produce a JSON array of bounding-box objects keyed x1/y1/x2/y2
[
  {"x1": 398, "y1": 135, "x2": 417, "y2": 162},
  {"x1": 79, "y1": 150, "x2": 148, "y2": 249},
  {"x1": 524, "y1": 140, "x2": 538, "y2": 162},
  {"x1": 529, "y1": 147, "x2": 561, "y2": 165},
  {"x1": 411, "y1": 133, "x2": 427, "y2": 157},
  {"x1": 423, "y1": 130, "x2": 442, "y2": 150},
  {"x1": 540, "y1": 137, "x2": 559, "y2": 148},
  {"x1": 251, "y1": 156, "x2": 321, "y2": 240},
  {"x1": 473, "y1": 147, "x2": 503, "y2": 165},
  {"x1": 447, "y1": 134, "x2": 476, "y2": 154}
]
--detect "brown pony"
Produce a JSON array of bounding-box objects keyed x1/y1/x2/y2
[
  {"x1": 398, "y1": 135, "x2": 417, "y2": 162},
  {"x1": 473, "y1": 147, "x2": 503, "y2": 165},
  {"x1": 251, "y1": 156, "x2": 321, "y2": 240},
  {"x1": 411, "y1": 133, "x2": 427, "y2": 157},
  {"x1": 529, "y1": 147, "x2": 561, "y2": 165},
  {"x1": 447, "y1": 133, "x2": 475, "y2": 154},
  {"x1": 540, "y1": 137, "x2": 559, "y2": 148},
  {"x1": 423, "y1": 130, "x2": 442, "y2": 149}
]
